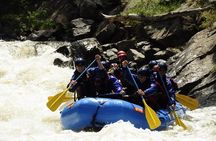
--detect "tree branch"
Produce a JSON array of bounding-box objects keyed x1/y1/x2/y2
[{"x1": 101, "y1": 5, "x2": 213, "y2": 24}]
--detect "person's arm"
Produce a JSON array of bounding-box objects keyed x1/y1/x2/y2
[
  {"x1": 67, "y1": 81, "x2": 78, "y2": 92},
  {"x1": 122, "y1": 67, "x2": 140, "y2": 89},
  {"x1": 109, "y1": 75, "x2": 123, "y2": 93},
  {"x1": 67, "y1": 71, "x2": 83, "y2": 92},
  {"x1": 95, "y1": 54, "x2": 105, "y2": 70},
  {"x1": 137, "y1": 83, "x2": 159, "y2": 97},
  {"x1": 144, "y1": 83, "x2": 159, "y2": 96}
]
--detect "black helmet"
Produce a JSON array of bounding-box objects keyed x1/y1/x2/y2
[
  {"x1": 148, "y1": 60, "x2": 158, "y2": 69},
  {"x1": 74, "y1": 58, "x2": 85, "y2": 66},
  {"x1": 101, "y1": 60, "x2": 110, "y2": 70},
  {"x1": 158, "y1": 62, "x2": 167, "y2": 71},
  {"x1": 137, "y1": 66, "x2": 149, "y2": 76}
]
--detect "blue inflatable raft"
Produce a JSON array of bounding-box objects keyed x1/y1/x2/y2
[{"x1": 60, "y1": 97, "x2": 185, "y2": 132}]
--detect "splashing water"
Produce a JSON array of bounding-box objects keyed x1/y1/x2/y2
[{"x1": 0, "y1": 40, "x2": 215, "y2": 141}]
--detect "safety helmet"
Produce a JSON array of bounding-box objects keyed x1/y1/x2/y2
[
  {"x1": 137, "y1": 66, "x2": 149, "y2": 76},
  {"x1": 117, "y1": 50, "x2": 127, "y2": 57},
  {"x1": 74, "y1": 58, "x2": 85, "y2": 66},
  {"x1": 148, "y1": 60, "x2": 158, "y2": 69},
  {"x1": 158, "y1": 62, "x2": 167, "y2": 71}
]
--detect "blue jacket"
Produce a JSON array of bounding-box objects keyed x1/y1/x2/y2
[
  {"x1": 121, "y1": 67, "x2": 179, "y2": 110},
  {"x1": 68, "y1": 70, "x2": 96, "y2": 99},
  {"x1": 87, "y1": 67, "x2": 123, "y2": 95},
  {"x1": 154, "y1": 72, "x2": 177, "y2": 105},
  {"x1": 122, "y1": 67, "x2": 159, "y2": 96},
  {"x1": 68, "y1": 70, "x2": 87, "y2": 92}
]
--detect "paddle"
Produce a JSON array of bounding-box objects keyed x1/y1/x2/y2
[
  {"x1": 48, "y1": 94, "x2": 72, "y2": 102},
  {"x1": 157, "y1": 73, "x2": 187, "y2": 129},
  {"x1": 176, "y1": 93, "x2": 199, "y2": 110},
  {"x1": 46, "y1": 59, "x2": 96, "y2": 112},
  {"x1": 126, "y1": 66, "x2": 161, "y2": 130}
]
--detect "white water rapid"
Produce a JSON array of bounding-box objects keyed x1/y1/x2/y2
[{"x1": 0, "y1": 40, "x2": 215, "y2": 141}]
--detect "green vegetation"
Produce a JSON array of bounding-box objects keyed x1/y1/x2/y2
[
  {"x1": 200, "y1": 10, "x2": 216, "y2": 29},
  {"x1": 122, "y1": 0, "x2": 185, "y2": 16},
  {"x1": 20, "y1": 9, "x2": 55, "y2": 33},
  {"x1": 214, "y1": 64, "x2": 216, "y2": 72},
  {"x1": 186, "y1": 0, "x2": 207, "y2": 8},
  {"x1": 0, "y1": 0, "x2": 55, "y2": 36},
  {"x1": 0, "y1": 10, "x2": 55, "y2": 36},
  {"x1": 186, "y1": 0, "x2": 216, "y2": 29}
]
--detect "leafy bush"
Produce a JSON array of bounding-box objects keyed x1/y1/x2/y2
[
  {"x1": 200, "y1": 10, "x2": 216, "y2": 29},
  {"x1": 20, "y1": 9, "x2": 55, "y2": 32},
  {"x1": 123, "y1": 0, "x2": 184, "y2": 16},
  {"x1": 186, "y1": 0, "x2": 207, "y2": 7},
  {"x1": 214, "y1": 64, "x2": 216, "y2": 72},
  {"x1": 0, "y1": 1, "x2": 53, "y2": 36}
]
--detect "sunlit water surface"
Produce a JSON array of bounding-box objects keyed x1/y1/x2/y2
[{"x1": 0, "y1": 40, "x2": 215, "y2": 141}]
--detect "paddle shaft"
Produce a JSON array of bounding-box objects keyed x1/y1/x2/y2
[
  {"x1": 47, "y1": 59, "x2": 96, "y2": 112},
  {"x1": 66, "y1": 59, "x2": 96, "y2": 102},
  {"x1": 70, "y1": 59, "x2": 96, "y2": 87},
  {"x1": 127, "y1": 67, "x2": 138, "y2": 89},
  {"x1": 126, "y1": 66, "x2": 161, "y2": 129},
  {"x1": 157, "y1": 72, "x2": 187, "y2": 129},
  {"x1": 126, "y1": 67, "x2": 148, "y2": 102},
  {"x1": 157, "y1": 73, "x2": 173, "y2": 104}
]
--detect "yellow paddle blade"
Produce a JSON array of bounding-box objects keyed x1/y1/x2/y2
[
  {"x1": 172, "y1": 111, "x2": 187, "y2": 130},
  {"x1": 48, "y1": 94, "x2": 72, "y2": 102},
  {"x1": 142, "y1": 98, "x2": 161, "y2": 130},
  {"x1": 46, "y1": 88, "x2": 69, "y2": 112},
  {"x1": 176, "y1": 93, "x2": 199, "y2": 110}
]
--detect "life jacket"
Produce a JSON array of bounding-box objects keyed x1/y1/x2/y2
[
  {"x1": 68, "y1": 70, "x2": 96, "y2": 100},
  {"x1": 154, "y1": 75, "x2": 176, "y2": 109},
  {"x1": 128, "y1": 78, "x2": 160, "y2": 110},
  {"x1": 142, "y1": 79, "x2": 162, "y2": 110},
  {"x1": 87, "y1": 68, "x2": 112, "y2": 95},
  {"x1": 144, "y1": 93, "x2": 162, "y2": 110}
]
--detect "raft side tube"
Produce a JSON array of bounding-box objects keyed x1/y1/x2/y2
[
  {"x1": 60, "y1": 98, "x2": 186, "y2": 131},
  {"x1": 60, "y1": 98, "x2": 100, "y2": 132},
  {"x1": 95, "y1": 99, "x2": 150, "y2": 129}
]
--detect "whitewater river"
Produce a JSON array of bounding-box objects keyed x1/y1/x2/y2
[{"x1": 0, "y1": 40, "x2": 215, "y2": 141}]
